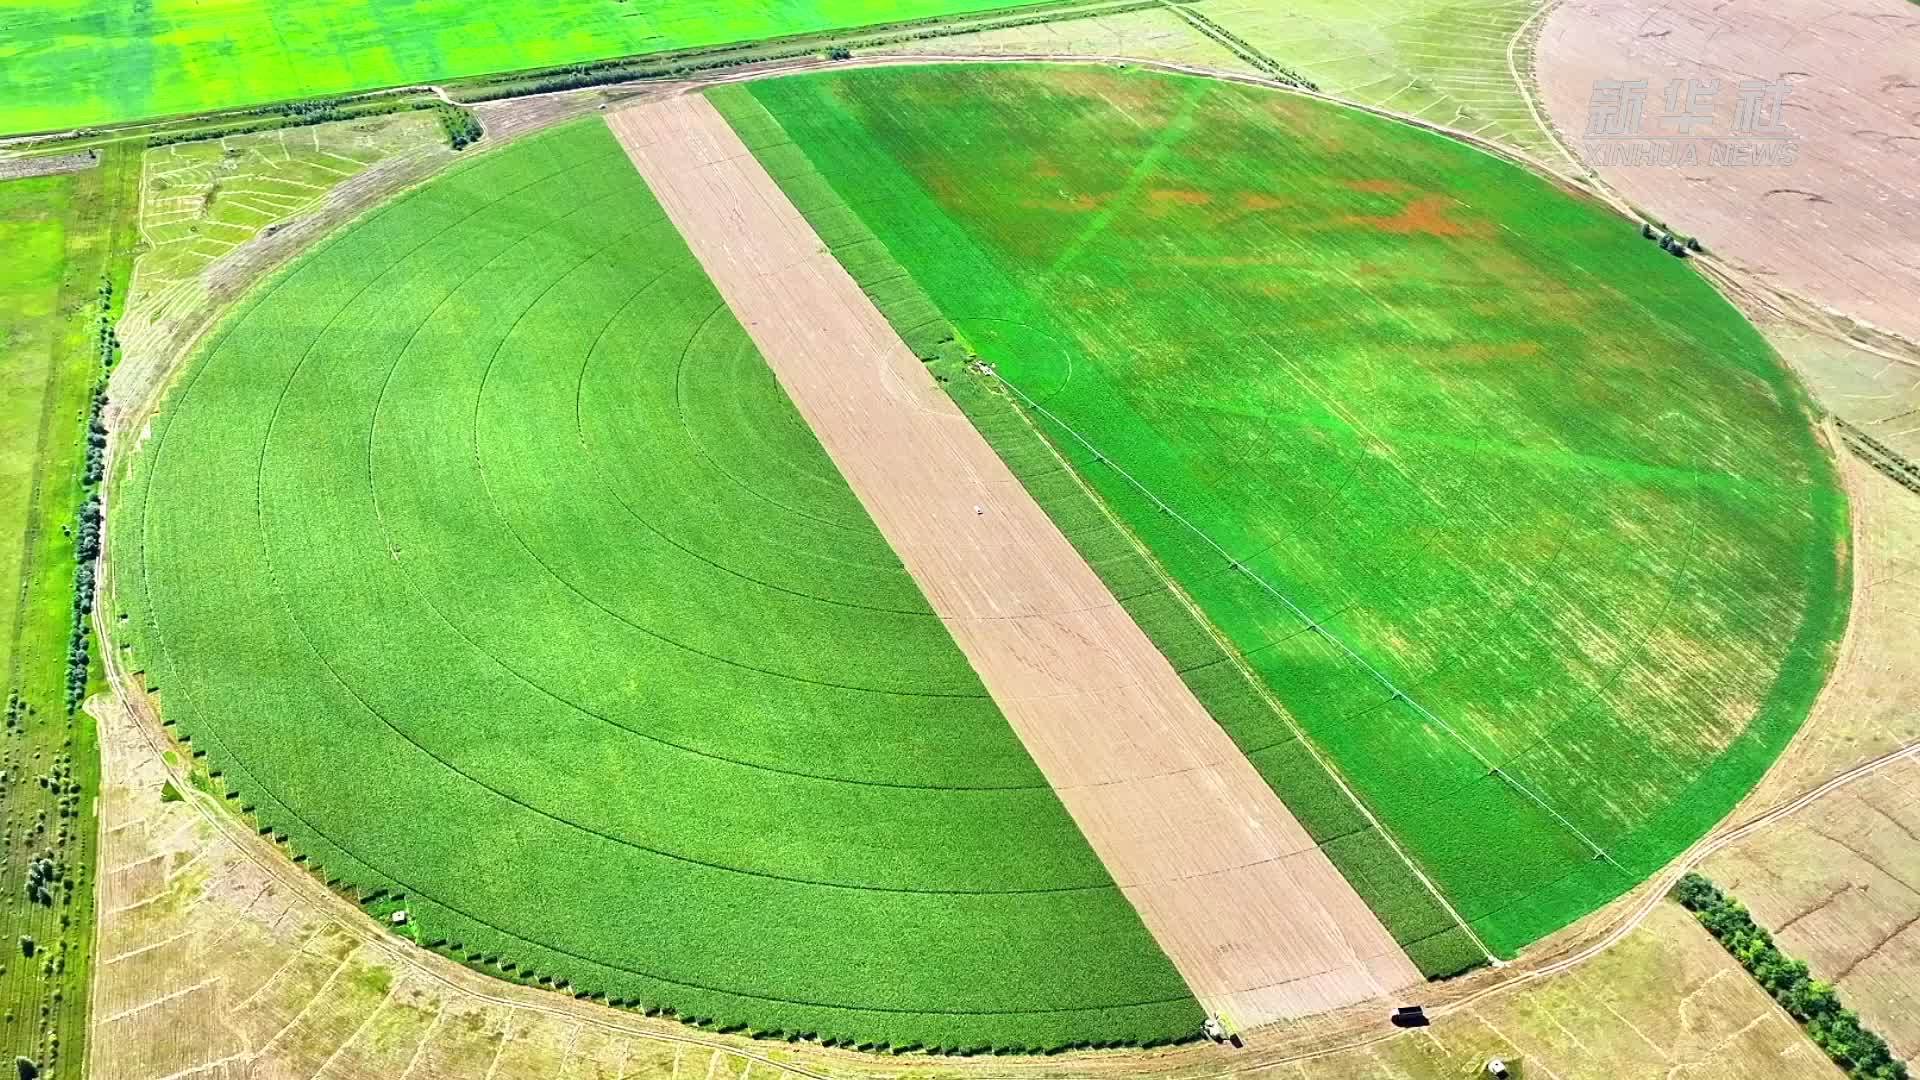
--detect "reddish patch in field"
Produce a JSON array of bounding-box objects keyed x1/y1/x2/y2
[
  {"x1": 1149, "y1": 188, "x2": 1213, "y2": 207},
  {"x1": 1236, "y1": 192, "x2": 1293, "y2": 212},
  {"x1": 1342, "y1": 178, "x2": 1415, "y2": 196},
  {"x1": 1342, "y1": 194, "x2": 1485, "y2": 237}
]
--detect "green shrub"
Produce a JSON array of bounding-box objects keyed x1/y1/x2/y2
[{"x1": 432, "y1": 104, "x2": 483, "y2": 150}]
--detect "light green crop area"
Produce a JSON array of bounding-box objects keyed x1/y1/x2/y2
[
  {"x1": 135, "y1": 112, "x2": 440, "y2": 292},
  {"x1": 1197, "y1": 0, "x2": 1558, "y2": 156},
  {"x1": 717, "y1": 64, "x2": 1849, "y2": 959},
  {"x1": 0, "y1": 0, "x2": 1041, "y2": 136},
  {"x1": 113, "y1": 118, "x2": 1198, "y2": 1050}
]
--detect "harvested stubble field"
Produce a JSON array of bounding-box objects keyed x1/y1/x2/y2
[
  {"x1": 110, "y1": 118, "x2": 1199, "y2": 1050},
  {"x1": 1535, "y1": 0, "x2": 1920, "y2": 345},
  {"x1": 0, "y1": 0, "x2": 1055, "y2": 136},
  {"x1": 715, "y1": 63, "x2": 1849, "y2": 964}
]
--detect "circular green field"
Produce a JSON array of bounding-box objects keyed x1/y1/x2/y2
[
  {"x1": 117, "y1": 64, "x2": 1850, "y2": 1049},
  {"x1": 112, "y1": 119, "x2": 1200, "y2": 1051},
  {"x1": 717, "y1": 63, "x2": 1850, "y2": 962}
]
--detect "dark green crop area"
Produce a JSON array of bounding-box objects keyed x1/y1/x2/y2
[
  {"x1": 717, "y1": 64, "x2": 1851, "y2": 959},
  {"x1": 0, "y1": 0, "x2": 1042, "y2": 136},
  {"x1": 111, "y1": 118, "x2": 1199, "y2": 1050}
]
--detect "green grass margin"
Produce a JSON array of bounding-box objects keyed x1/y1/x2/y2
[{"x1": 0, "y1": 143, "x2": 141, "y2": 1080}]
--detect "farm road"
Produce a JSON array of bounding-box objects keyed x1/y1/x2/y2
[{"x1": 605, "y1": 92, "x2": 1422, "y2": 1028}]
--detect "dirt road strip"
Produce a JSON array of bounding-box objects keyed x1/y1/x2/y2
[{"x1": 604, "y1": 94, "x2": 1421, "y2": 1029}]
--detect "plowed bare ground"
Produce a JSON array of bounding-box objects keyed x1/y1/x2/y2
[
  {"x1": 1535, "y1": 0, "x2": 1920, "y2": 343},
  {"x1": 603, "y1": 92, "x2": 1421, "y2": 1028}
]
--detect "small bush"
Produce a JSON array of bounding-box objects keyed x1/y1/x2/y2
[{"x1": 433, "y1": 104, "x2": 483, "y2": 151}]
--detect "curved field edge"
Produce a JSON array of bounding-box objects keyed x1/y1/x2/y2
[
  {"x1": 707, "y1": 63, "x2": 1851, "y2": 961},
  {"x1": 103, "y1": 117, "x2": 1200, "y2": 1052}
]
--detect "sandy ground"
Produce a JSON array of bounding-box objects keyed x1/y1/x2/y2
[
  {"x1": 604, "y1": 93, "x2": 1422, "y2": 1028},
  {"x1": 1535, "y1": 0, "x2": 1920, "y2": 343}
]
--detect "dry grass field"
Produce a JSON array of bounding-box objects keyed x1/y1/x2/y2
[
  {"x1": 1700, "y1": 436, "x2": 1920, "y2": 1062},
  {"x1": 89, "y1": 684, "x2": 1843, "y2": 1080},
  {"x1": 884, "y1": 5, "x2": 1253, "y2": 69},
  {"x1": 1195, "y1": 0, "x2": 1558, "y2": 155},
  {"x1": 1706, "y1": 755, "x2": 1920, "y2": 1064}
]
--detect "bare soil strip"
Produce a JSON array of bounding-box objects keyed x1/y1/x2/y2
[
  {"x1": 604, "y1": 93, "x2": 1421, "y2": 1028},
  {"x1": 0, "y1": 149, "x2": 99, "y2": 180}
]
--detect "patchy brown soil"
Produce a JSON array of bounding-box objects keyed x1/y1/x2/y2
[
  {"x1": 1535, "y1": 0, "x2": 1920, "y2": 344},
  {"x1": 1341, "y1": 178, "x2": 1415, "y2": 196},
  {"x1": 1339, "y1": 193, "x2": 1486, "y2": 236}
]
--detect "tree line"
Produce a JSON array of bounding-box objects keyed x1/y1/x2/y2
[{"x1": 1674, "y1": 873, "x2": 1908, "y2": 1080}]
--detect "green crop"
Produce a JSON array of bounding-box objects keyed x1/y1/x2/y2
[
  {"x1": 717, "y1": 63, "x2": 1850, "y2": 959},
  {"x1": 112, "y1": 118, "x2": 1198, "y2": 1050},
  {"x1": 0, "y1": 0, "x2": 1046, "y2": 136}
]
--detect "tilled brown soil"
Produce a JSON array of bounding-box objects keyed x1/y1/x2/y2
[
  {"x1": 604, "y1": 92, "x2": 1422, "y2": 1029},
  {"x1": 1535, "y1": 0, "x2": 1920, "y2": 343}
]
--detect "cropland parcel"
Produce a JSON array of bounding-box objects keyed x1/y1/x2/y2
[
  {"x1": 1536, "y1": 0, "x2": 1920, "y2": 344},
  {"x1": 606, "y1": 92, "x2": 1421, "y2": 1027},
  {"x1": 111, "y1": 119, "x2": 1199, "y2": 1050},
  {"x1": 0, "y1": 0, "x2": 1045, "y2": 136},
  {"x1": 714, "y1": 64, "x2": 1849, "y2": 959},
  {"x1": 0, "y1": 151, "x2": 139, "y2": 1080}
]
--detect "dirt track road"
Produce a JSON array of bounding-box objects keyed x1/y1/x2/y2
[{"x1": 605, "y1": 93, "x2": 1421, "y2": 1028}]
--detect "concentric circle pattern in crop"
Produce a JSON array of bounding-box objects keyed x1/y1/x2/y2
[{"x1": 111, "y1": 118, "x2": 1201, "y2": 1051}]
